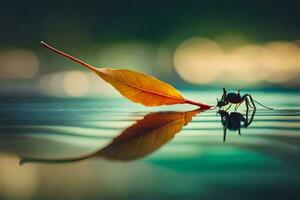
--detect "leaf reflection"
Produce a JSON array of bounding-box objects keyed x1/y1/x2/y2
[{"x1": 20, "y1": 108, "x2": 203, "y2": 165}]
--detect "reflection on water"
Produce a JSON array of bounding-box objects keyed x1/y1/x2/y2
[
  {"x1": 218, "y1": 109, "x2": 256, "y2": 142},
  {"x1": 0, "y1": 91, "x2": 300, "y2": 199},
  {"x1": 20, "y1": 109, "x2": 202, "y2": 164}
]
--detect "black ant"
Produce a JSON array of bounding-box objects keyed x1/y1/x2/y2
[
  {"x1": 215, "y1": 88, "x2": 273, "y2": 111},
  {"x1": 218, "y1": 109, "x2": 256, "y2": 142}
]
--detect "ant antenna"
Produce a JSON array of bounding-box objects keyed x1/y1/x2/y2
[{"x1": 253, "y1": 99, "x2": 274, "y2": 110}]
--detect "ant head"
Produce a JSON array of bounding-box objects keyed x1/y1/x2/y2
[{"x1": 216, "y1": 98, "x2": 228, "y2": 108}]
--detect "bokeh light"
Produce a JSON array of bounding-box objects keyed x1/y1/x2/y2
[
  {"x1": 174, "y1": 37, "x2": 225, "y2": 84},
  {"x1": 38, "y1": 70, "x2": 120, "y2": 97},
  {"x1": 261, "y1": 41, "x2": 300, "y2": 83},
  {"x1": 0, "y1": 49, "x2": 39, "y2": 79},
  {"x1": 227, "y1": 45, "x2": 268, "y2": 83},
  {"x1": 39, "y1": 71, "x2": 66, "y2": 97},
  {"x1": 174, "y1": 37, "x2": 300, "y2": 86},
  {"x1": 63, "y1": 71, "x2": 90, "y2": 97}
]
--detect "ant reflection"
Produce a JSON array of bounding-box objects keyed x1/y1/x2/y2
[{"x1": 218, "y1": 109, "x2": 256, "y2": 142}]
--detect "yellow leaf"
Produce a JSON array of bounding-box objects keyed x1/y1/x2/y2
[
  {"x1": 19, "y1": 108, "x2": 202, "y2": 164},
  {"x1": 40, "y1": 41, "x2": 211, "y2": 108},
  {"x1": 95, "y1": 68, "x2": 184, "y2": 106}
]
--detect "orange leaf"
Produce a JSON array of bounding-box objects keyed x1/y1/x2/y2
[
  {"x1": 41, "y1": 41, "x2": 211, "y2": 109},
  {"x1": 95, "y1": 68, "x2": 184, "y2": 106}
]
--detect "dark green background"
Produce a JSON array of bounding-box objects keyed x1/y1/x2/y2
[{"x1": 1, "y1": 0, "x2": 299, "y2": 48}]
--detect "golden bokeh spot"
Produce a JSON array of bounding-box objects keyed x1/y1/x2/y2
[
  {"x1": 63, "y1": 71, "x2": 90, "y2": 97},
  {"x1": 173, "y1": 37, "x2": 300, "y2": 86},
  {"x1": 261, "y1": 41, "x2": 300, "y2": 83},
  {"x1": 0, "y1": 49, "x2": 39, "y2": 79},
  {"x1": 227, "y1": 45, "x2": 268, "y2": 83},
  {"x1": 174, "y1": 37, "x2": 224, "y2": 84}
]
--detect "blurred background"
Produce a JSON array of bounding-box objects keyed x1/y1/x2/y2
[
  {"x1": 1, "y1": 1, "x2": 300, "y2": 200},
  {"x1": 1, "y1": 0, "x2": 300, "y2": 98}
]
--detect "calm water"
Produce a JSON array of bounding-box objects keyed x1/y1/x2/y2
[{"x1": 0, "y1": 91, "x2": 300, "y2": 200}]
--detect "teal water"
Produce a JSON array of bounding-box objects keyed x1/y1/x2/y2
[{"x1": 0, "y1": 91, "x2": 299, "y2": 199}]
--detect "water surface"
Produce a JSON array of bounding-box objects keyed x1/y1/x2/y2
[{"x1": 0, "y1": 91, "x2": 299, "y2": 199}]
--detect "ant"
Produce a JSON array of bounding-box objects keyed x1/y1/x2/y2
[
  {"x1": 218, "y1": 109, "x2": 256, "y2": 142},
  {"x1": 215, "y1": 88, "x2": 273, "y2": 112}
]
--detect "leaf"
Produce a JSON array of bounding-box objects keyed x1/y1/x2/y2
[
  {"x1": 40, "y1": 41, "x2": 211, "y2": 109},
  {"x1": 19, "y1": 108, "x2": 202, "y2": 164},
  {"x1": 95, "y1": 68, "x2": 184, "y2": 106}
]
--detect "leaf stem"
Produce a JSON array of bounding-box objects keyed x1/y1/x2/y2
[
  {"x1": 184, "y1": 99, "x2": 212, "y2": 109},
  {"x1": 40, "y1": 41, "x2": 98, "y2": 72}
]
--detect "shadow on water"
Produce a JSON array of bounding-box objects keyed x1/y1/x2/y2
[{"x1": 19, "y1": 108, "x2": 203, "y2": 165}]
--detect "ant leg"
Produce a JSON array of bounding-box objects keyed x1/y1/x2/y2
[
  {"x1": 234, "y1": 103, "x2": 238, "y2": 111},
  {"x1": 219, "y1": 114, "x2": 225, "y2": 125},
  {"x1": 240, "y1": 94, "x2": 252, "y2": 113},
  {"x1": 242, "y1": 95, "x2": 254, "y2": 109},
  {"x1": 238, "y1": 128, "x2": 241, "y2": 136},
  {"x1": 235, "y1": 103, "x2": 241, "y2": 111},
  {"x1": 244, "y1": 97, "x2": 250, "y2": 113},
  {"x1": 235, "y1": 97, "x2": 248, "y2": 111},
  {"x1": 246, "y1": 109, "x2": 256, "y2": 127},
  {"x1": 246, "y1": 94, "x2": 256, "y2": 110},
  {"x1": 225, "y1": 104, "x2": 232, "y2": 111},
  {"x1": 245, "y1": 104, "x2": 249, "y2": 124},
  {"x1": 248, "y1": 101, "x2": 255, "y2": 109},
  {"x1": 223, "y1": 127, "x2": 227, "y2": 142}
]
